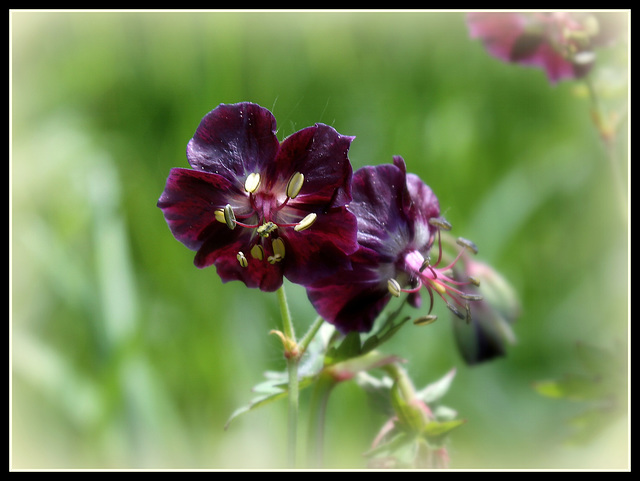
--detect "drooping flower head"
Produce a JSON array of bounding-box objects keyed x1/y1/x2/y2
[
  {"x1": 158, "y1": 102, "x2": 358, "y2": 292},
  {"x1": 306, "y1": 156, "x2": 482, "y2": 334},
  {"x1": 450, "y1": 257, "x2": 520, "y2": 365},
  {"x1": 467, "y1": 12, "x2": 618, "y2": 83}
]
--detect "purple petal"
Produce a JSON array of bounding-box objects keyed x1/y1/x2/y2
[
  {"x1": 186, "y1": 102, "x2": 280, "y2": 184},
  {"x1": 405, "y1": 173, "x2": 440, "y2": 249},
  {"x1": 157, "y1": 168, "x2": 245, "y2": 251},
  {"x1": 520, "y1": 42, "x2": 584, "y2": 83},
  {"x1": 196, "y1": 236, "x2": 284, "y2": 292},
  {"x1": 306, "y1": 247, "x2": 391, "y2": 333},
  {"x1": 349, "y1": 159, "x2": 413, "y2": 260},
  {"x1": 268, "y1": 124, "x2": 355, "y2": 208},
  {"x1": 282, "y1": 205, "x2": 358, "y2": 286},
  {"x1": 467, "y1": 12, "x2": 528, "y2": 63}
]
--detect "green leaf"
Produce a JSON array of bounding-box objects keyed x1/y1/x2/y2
[
  {"x1": 224, "y1": 390, "x2": 287, "y2": 430},
  {"x1": 224, "y1": 375, "x2": 315, "y2": 429},
  {"x1": 334, "y1": 331, "x2": 362, "y2": 362},
  {"x1": 415, "y1": 368, "x2": 457, "y2": 404}
]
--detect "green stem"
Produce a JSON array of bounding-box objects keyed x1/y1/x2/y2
[
  {"x1": 383, "y1": 362, "x2": 416, "y2": 401},
  {"x1": 277, "y1": 283, "x2": 295, "y2": 341},
  {"x1": 276, "y1": 284, "x2": 298, "y2": 469},
  {"x1": 306, "y1": 372, "x2": 337, "y2": 469},
  {"x1": 584, "y1": 77, "x2": 628, "y2": 222}
]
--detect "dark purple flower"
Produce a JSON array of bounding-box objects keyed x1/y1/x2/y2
[
  {"x1": 306, "y1": 156, "x2": 480, "y2": 334},
  {"x1": 467, "y1": 12, "x2": 617, "y2": 83},
  {"x1": 158, "y1": 102, "x2": 358, "y2": 292}
]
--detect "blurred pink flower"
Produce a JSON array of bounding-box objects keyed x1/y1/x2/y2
[{"x1": 467, "y1": 12, "x2": 617, "y2": 83}]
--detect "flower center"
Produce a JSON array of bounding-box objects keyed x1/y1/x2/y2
[
  {"x1": 387, "y1": 220, "x2": 483, "y2": 321},
  {"x1": 214, "y1": 171, "x2": 318, "y2": 267}
]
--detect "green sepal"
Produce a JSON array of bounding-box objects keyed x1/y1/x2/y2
[
  {"x1": 390, "y1": 382, "x2": 427, "y2": 433},
  {"x1": 415, "y1": 368, "x2": 457, "y2": 404},
  {"x1": 421, "y1": 418, "x2": 466, "y2": 442}
]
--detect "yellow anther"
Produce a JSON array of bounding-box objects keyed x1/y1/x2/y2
[
  {"x1": 413, "y1": 314, "x2": 438, "y2": 326},
  {"x1": 456, "y1": 237, "x2": 479, "y2": 255},
  {"x1": 267, "y1": 254, "x2": 283, "y2": 264},
  {"x1": 250, "y1": 244, "x2": 264, "y2": 261},
  {"x1": 223, "y1": 204, "x2": 236, "y2": 230},
  {"x1": 429, "y1": 216, "x2": 452, "y2": 231},
  {"x1": 387, "y1": 278, "x2": 402, "y2": 297},
  {"x1": 286, "y1": 172, "x2": 305, "y2": 199},
  {"x1": 294, "y1": 213, "x2": 317, "y2": 232},
  {"x1": 214, "y1": 209, "x2": 226, "y2": 224},
  {"x1": 272, "y1": 237, "x2": 286, "y2": 260},
  {"x1": 257, "y1": 221, "x2": 278, "y2": 238},
  {"x1": 244, "y1": 172, "x2": 261, "y2": 193},
  {"x1": 236, "y1": 251, "x2": 248, "y2": 268},
  {"x1": 447, "y1": 302, "x2": 466, "y2": 320},
  {"x1": 467, "y1": 276, "x2": 481, "y2": 287}
]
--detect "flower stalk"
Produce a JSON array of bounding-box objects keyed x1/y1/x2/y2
[
  {"x1": 584, "y1": 76, "x2": 627, "y2": 222},
  {"x1": 275, "y1": 284, "x2": 299, "y2": 468}
]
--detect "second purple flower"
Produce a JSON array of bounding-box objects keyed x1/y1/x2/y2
[{"x1": 306, "y1": 156, "x2": 481, "y2": 334}]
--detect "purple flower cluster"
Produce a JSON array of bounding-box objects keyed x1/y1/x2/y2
[{"x1": 158, "y1": 102, "x2": 516, "y2": 363}]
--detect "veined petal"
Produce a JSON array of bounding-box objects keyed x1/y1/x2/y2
[
  {"x1": 405, "y1": 172, "x2": 440, "y2": 249},
  {"x1": 282, "y1": 206, "x2": 358, "y2": 286},
  {"x1": 196, "y1": 235, "x2": 284, "y2": 292},
  {"x1": 157, "y1": 168, "x2": 246, "y2": 251},
  {"x1": 269, "y1": 124, "x2": 354, "y2": 207},
  {"x1": 349, "y1": 160, "x2": 413, "y2": 260},
  {"x1": 186, "y1": 102, "x2": 280, "y2": 183},
  {"x1": 306, "y1": 247, "x2": 391, "y2": 333}
]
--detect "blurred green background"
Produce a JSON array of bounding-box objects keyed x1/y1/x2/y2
[{"x1": 11, "y1": 11, "x2": 629, "y2": 470}]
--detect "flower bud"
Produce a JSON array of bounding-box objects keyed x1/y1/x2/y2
[{"x1": 452, "y1": 259, "x2": 520, "y2": 365}]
